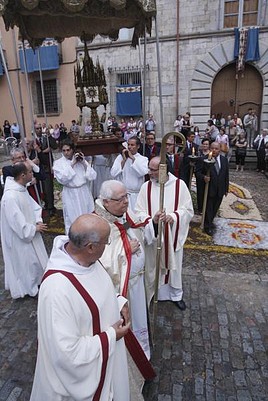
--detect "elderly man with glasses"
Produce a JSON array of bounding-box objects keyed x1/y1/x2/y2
[{"x1": 95, "y1": 180, "x2": 155, "y2": 401}]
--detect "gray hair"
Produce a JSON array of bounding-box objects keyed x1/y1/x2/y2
[
  {"x1": 99, "y1": 180, "x2": 126, "y2": 200},
  {"x1": 10, "y1": 147, "x2": 25, "y2": 159},
  {"x1": 68, "y1": 225, "x2": 100, "y2": 248}
]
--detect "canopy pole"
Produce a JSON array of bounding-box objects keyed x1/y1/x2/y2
[
  {"x1": 37, "y1": 47, "x2": 48, "y2": 128},
  {"x1": 0, "y1": 32, "x2": 25, "y2": 141},
  {"x1": 22, "y1": 41, "x2": 36, "y2": 137},
  {"x1": 12, "y1": 29, "x2": 26, "y2": 139},
  {"x1": 154, "y1": 15, "x2": 164, "y2": 138},
  {"x1": 37, "y1": 47, "x2": 53, "y2": 171},
  {"x1": 0, "y1": 31, "x2": 41, "y2": 205},
  {"x1": 142, "y1": 28, "x2": 147, "y2": 155},
  {"x1": 138, "y1": 31, "x2": 147, "y2": 155}
]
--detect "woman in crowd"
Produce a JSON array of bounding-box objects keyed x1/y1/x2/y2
[
  {"x1": 193, "y1": 126, "x2": 202, "y2": 148},
  {"x1": 234, "y1": 130, "x2": 247, "y2": 172},
  {"x1": 119, "y1": 118, "x2": 127, "y2": 137},
  {"x1": 3, "y1": 120, "x2": 11, "y2": 139},
  {"x1": 174, "y1": 115, "x2": 182, "y2": 132},
  {"x1": 205, "y1": 119, "x2": 219, "y2": 142},
  {"x1": 215, "y1": 127, "x2": 229, "y2": 157}
]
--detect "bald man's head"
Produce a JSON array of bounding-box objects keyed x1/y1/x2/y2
[{"x1": 69, "y1": 214, "x2": 110, "y2": 249}]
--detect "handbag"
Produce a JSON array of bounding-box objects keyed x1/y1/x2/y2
[{"x1": 220, "y1": 143, "x2": 229, "y2": 153}]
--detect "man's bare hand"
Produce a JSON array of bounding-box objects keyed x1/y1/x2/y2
[
  {"x1": 36, "y1": 222, "x2": 48, "y2": 233},
  {"x1": 112, "y1": 319, "x2": 130, "y2": 341},
  {"x1": 153, "y1": 210, "x2": 172, "y2": 224},
  {"x1": 120, "y1": 303, "x2": 130, "y2": 325},
  {"x1": 153, "y1": 210, "x2": 165, "y2": 224},
  {"x1": 204, "y1": 175, "x2": 210, "y2": 183},
  {"x1": 165, "y1": 214, "x2": 174, "y2": 224},
  {"x1": 129, "y1": 238, "x2": 140, "y2": 254}
]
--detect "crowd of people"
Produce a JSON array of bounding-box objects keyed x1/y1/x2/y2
[
  {"x1": 174, "y1": 109, "x2": 268, "y2": 173},
  {"x1": 0, "y1": 109, "x2": 267, "y2": 400}
]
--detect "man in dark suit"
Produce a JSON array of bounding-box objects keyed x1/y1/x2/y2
[
  {"x1": 165, "y1": 136, "x2": 182, "y2": 178},
  {"x1": 195, "y1": 142, "x2": 229, "y2": 236},
  {"x1": 180, "y1": 131, "x2": 199, "y2": 188},
  {"x1": 140, "y1": 131, "x2": 161, "y2": 160}
]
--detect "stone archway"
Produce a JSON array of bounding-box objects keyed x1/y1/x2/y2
[{"x1": 190, "y1": 39, "x2": 268, "y2": 131}]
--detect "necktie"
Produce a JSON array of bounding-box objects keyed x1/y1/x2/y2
[
  {"x1": 215, "y1": 158, "x2": 220, "y2": 175},
  {"x1": 258, "y1": 138, "x2": 263, "y2": 150},
  {"x1": 169, "y1": 154, "x2": 174, "y2": 168}
]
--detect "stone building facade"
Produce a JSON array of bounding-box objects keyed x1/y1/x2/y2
[
  {"x1": 0, "y1": 1, "x2": 267, "y2": 136},
  {"x1": 85, "y1": 0, "x2": 268, "y2": 134}
]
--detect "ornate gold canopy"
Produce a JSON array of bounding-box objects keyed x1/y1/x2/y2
[{"x1": 0, "y1": 0, "x2": 156, "y2": 47}]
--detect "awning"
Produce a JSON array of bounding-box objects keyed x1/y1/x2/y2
[
  {"x1": 18, "y1": 39, "x2": 59, "y2": 73},
  {"x1": 0, "y1": 0, "x2": 156, "y2": 48}
]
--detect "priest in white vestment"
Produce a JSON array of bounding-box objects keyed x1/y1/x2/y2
[
  {"x1": 95, "y1": 180, "x2": 155, "y2": 401},
  {"x1": 110, "y1": 136, "x2": 148, "y2": 211},
  {"x1": 1, "y1": 162, "x2": 48, "y2": 299},
  {"x1": 135, "y1": 156, "x2": 194, "y2": 310},
  {"x1": 53, "y1": 139, "x2": 97, "y2": 233},
  {"x1": 30, "y1": 214, "x2": 130, "y2": 401}
]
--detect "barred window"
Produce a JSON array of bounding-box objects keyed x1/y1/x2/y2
[
  {"x1": 36, "y1": 79, "x2": 58, "y2": 114},
  {"x1": 224, "y1": 0, "x2": 259, "y2": 28},
  {"x1": 117, "y1": 71, "x2": 141, "y2": 86}
]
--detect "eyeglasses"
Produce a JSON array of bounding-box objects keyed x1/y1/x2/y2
[
  {"x1": 84, "y1": 238, "x2": 111, "y2": 247},
  {"x1": 166, "y1": 143, "x2": 174, "y2": 146},
  {"x1": 109, "y1": 193, "x2": 129, "y2": 202}
]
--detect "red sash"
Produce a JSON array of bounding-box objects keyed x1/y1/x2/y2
[
  {"x1": 41, "y1": 270, "x2": 109, "y2": 401},
  {"x1": 42, "y1": 269, "x2": 156, "y2": 383},
  {"x1": 173, "y1": 154, "x2": 181, "y2": 178}
]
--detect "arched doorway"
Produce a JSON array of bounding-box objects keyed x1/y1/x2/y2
[{"x1": 211, "y1": 63, "x2": 263, "y2": 121}]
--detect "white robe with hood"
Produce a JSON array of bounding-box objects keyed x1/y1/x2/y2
[
  {"x1": 135, "y1": 174, "x2": 194, "y2": 303},
  {"x1": 53, "y1": 156, "x2": 97, "y2": 233},
  {"x1": 30, "y1": 235, "x2": 129, "y2": 401},
  {"x1": 0, "y1": 176, "x2": 48, "y2": 299},
  {"x1": 110, "y1": 153, "x2": 148, "y2": 210}
]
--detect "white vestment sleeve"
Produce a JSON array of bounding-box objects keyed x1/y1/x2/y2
[
  {"x1": 85, "y1": 162, "x2": 97, "y2": 181},
  {"x1": 169, "y1": 180, "x2": 194, "y2": 251},
  {"x1": 130, "y1": 155, "x2": 149, "y2": 176},
  {"x1": 53, "y1": 159, "x2": 76, "y2": 185},
  {"x1": 2, "y1": 196, "x2": 36, "y2": 242},
  {"x1": 110, "y1": 154, "x2": 123, "y2": 178}
]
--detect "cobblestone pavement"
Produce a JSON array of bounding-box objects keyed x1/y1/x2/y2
[{"x1": 0, "y1": 167, "x2": 267, "y2": 401}]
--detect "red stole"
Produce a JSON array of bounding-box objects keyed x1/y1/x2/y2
[
  {"x1": 113, "y1": 212, "x2": 150, "y2": 298},
  {"x1": 42, "y1": 268, "x2": 156, "y2": 383}
]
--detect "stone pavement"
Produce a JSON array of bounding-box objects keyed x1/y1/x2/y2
[{"x1": 0, "y1": 167, "x2": 267, "y2": 401}]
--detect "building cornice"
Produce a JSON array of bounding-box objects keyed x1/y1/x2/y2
[{"x1": 77, "y1": 27, "x2": 268, "y2": 52}]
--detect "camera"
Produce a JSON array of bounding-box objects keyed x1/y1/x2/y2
[{"x1": 75, "y1": 152, "x2": 83, "y2": 161}]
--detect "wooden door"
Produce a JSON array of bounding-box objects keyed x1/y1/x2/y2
[{"x1": 211, "y1": 63, "x2": 263, "y2": 121}]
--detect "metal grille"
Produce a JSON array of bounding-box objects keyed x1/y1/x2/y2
[
  {"x1": 117, "y1": 71, "x2": 141, "y2": 86},
  {"x1": 36, "y1": 79, "x2": 58, "y2": 114}
]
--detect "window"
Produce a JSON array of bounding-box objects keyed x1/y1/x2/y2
[
  {"x1": 224, "y1": 0, "x2": 259, "y2": 28},
  {"x1": 36, "y1": 79, "x2": 58, "y2": 114},
  {"x1": 117, "y1": 71, "x2": 141, "y2": 86}
]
